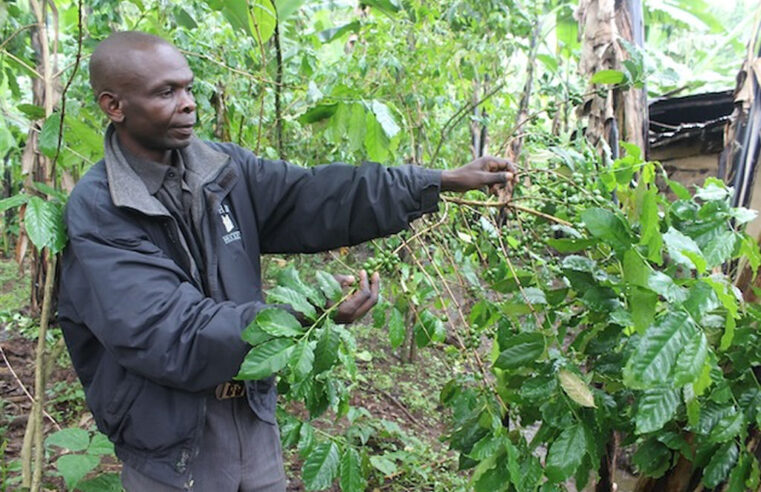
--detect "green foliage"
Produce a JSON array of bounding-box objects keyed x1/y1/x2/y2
[
  {"x1": 440, "y1": 144, "x2": 761, "y2": 490},
  {"x1": 45, "y1": 428, "x2": 119, "y2": 491}
]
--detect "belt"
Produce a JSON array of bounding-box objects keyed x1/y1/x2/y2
[{"x1": 215, "y1": 381, "x2": 246, "y2": 400}]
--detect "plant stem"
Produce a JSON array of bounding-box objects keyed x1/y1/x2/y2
[
  {"x1": 273, "y1": 20, "x2": 284, "y2": 159},
  {"x1": 440, "y1": 195, "x2": 573, "y2": 226},
  {"x1": 30, "y1": 253, "x2": 57, "y2": 491}
]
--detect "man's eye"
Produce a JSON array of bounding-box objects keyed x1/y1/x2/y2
[{"x1": 160, "y1": 88, "x2": 174, "y2": 97}]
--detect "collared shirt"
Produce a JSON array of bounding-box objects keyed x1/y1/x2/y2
[{"x1": 119, "y1": 143, "x2": 206, "y2": 288}]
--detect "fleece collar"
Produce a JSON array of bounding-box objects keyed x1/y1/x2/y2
[{"x1": 103, "y1": 124, "x2": 234, "y2": 216}]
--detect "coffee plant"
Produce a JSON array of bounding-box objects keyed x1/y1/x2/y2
[
  {"x1": 433, "y1": 145, "x2": 761, "y2": 491},
  {"x1": 233, "y1": 141, "x2": 761, "y2": 491}
]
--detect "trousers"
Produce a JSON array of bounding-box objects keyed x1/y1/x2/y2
[{"x1": 121, "y1": 393, "x2": 287, "y2": 491}]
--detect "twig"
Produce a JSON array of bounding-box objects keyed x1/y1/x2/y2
[
  {"x1": 179, "y1": 49, "x2": 273, "y2": 84},
  {"x1": 391, "y1": 211, "x2": 448, "y2": 255},
  {"x1": 0, "y1": 49, "x2": 43, "y2": 79},
  {"x1": 402, "y1": 229, "x2": 507, "y2": 415},
  {"x1": 440, "y1": 195, "x2": 573, "y2": 226},
  {"x1": 374, "y1": 387, "x2": 425, "y2": 431},
  {"x1": 0, "y1": 344, "x2": 60, "y2": 431},
  {"x1": 52, "y1": 0, "x2": 83, "y2": 180},
  {"x1": 0, "y1": 24, "x2": 36, "y2": 52},
  {"x1": 495, "y1": 223, "x2": 542, "y2": 325},
  {"x1": 273, "y1": 20, "x2": 284, "y2": 158},
  {"x1": 249, "y1": 8, "x2": 268, "y2": 155}
]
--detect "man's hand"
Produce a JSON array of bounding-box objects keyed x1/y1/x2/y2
[
  {"x1": 440, "y1": 156, "x2": 516, "y2": 194},
  {"x1": 332, "y1": 270, "x2": 380, "y2": 324}
]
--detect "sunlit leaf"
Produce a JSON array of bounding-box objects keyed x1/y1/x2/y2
[
  {"x1": 590, "y1": 69, "x2": 626, "y2": 84},
  {"x1": 313, "y1": 323, "x2": 340, "y2": 373},
  {"x1": 289, "y1": 341, "x2": 314, "y2": 379},
  {"x1": 318, "y1": 21, "x2": 360, "y2": 43},
  {"x1": 580, "y1": 208, "x2": 633, "y2": 252},
  {"x1": 55, "y1": 454, "x2": 100, "y2": 490},
  {"x1": 388, "y1": 307, "x2": 405, "y2": 349},
  {"x1": 558, "y1": 369, "x2": 596, "y2": 408},
  {"x1": 363, "y1": 0, "x2": 401, "y2": 14},
  {"x1": 316, "y1": 270, "x2": 342, "y2": 303},
  {"x1": 46, "y1": 428, "x2": 90, "y2": 452},
  {"x1": 673, "y1": 331, "x2": 708, "y2": 386},
  {"x1": 370, "y1": 100, "x2": 400, "y2": 139},
  {"x1": 24, "y1": 196, "x2": 66, "y2": 253},
  {"x1": 663, "y1": 228, "x2": 706, "y2": 272},
  {"x1": 274, "y1": 0, "x2": 305, "y2": 21},
  {"x1": 17, "y1": 103, "x2": 45, "y2": 120},
  {"x1": 363, "y1": 110, "x2": 390, "y2": 162}
]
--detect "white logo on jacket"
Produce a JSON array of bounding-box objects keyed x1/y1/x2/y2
[{"x1": 218, "y1": 204, "x2": 241, "y2": 244}]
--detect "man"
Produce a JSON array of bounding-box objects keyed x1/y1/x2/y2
[{"x1": 58, "y1": 31, "x2": 514, "y2": 491}]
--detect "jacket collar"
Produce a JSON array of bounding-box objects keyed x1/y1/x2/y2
[{"x1": 104, "y1": 124, "x2": 234, "y2": 216}]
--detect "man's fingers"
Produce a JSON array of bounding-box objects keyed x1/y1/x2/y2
[
  {"x1": 482, "y1": 170, "x2": 514, "y2": 188},
  {"x1": 370, "y1": 271, "x2": 380, "y2": 293},
  {"x1": 356, "y1": 269, "x2": 369, "y2": 293},
  {"x1": 333, "y1": 271, "x2": 379, "y2": 323},
  {"x1": 484, "y1": 156, "x2": 516, "y2": 173},
  {"x1": 353, "y1": 272, "x2": 380, "y2": 319},
  {"x1": 334, "y1": 274, "x2": 355, "y2": 288}
]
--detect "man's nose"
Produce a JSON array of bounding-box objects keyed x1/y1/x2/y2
[{"x1": 179, "y1": 89, "x2": 196, "y2": 113}]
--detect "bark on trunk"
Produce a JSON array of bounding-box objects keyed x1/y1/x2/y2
[
  {"x1": 576, "y1": 0, "x2": 647, "y2": 157},
  {"x1": 726, "y1": 20, "x2": 761, "y2": 297}
]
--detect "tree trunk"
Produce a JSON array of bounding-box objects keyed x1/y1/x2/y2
[{"x1": 576, "y1": 0, "x2": 648, "y2": 157}]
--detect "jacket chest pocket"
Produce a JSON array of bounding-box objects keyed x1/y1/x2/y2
[
  {"x1": 212, "y1": 206, "x2": 262, "y2": 304},
  {"x1": 215, "y1": 202, "x2": 242, "y2": 247}
]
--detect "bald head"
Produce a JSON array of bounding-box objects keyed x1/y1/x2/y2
[
  {"x1": 89, "y1": 31, "x2": 197, "y2": 163},
  {"x1": 89, "y1": 31, "x2": 179, "y2": 97}
]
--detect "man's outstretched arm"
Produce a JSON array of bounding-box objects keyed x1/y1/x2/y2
[{"x1": 318, "y1": 156, "x2": 516, "y2": 325}]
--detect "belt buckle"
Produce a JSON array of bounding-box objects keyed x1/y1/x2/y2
[{"x1": 215, "y1": 381, "x2": 245, "y2": 400}]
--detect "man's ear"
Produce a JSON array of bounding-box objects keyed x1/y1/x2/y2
[{"x1": 97, "y1": 91, "x2": 125, "y2": 123}]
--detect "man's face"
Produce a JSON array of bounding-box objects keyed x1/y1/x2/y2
[{"x1": 109, "y1": 44, "x2": 196, "y2": 162}]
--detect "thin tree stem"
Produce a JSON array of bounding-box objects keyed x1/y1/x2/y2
[
  {"x1": 440, "y1": 195, "x2": 573, "y2": 226},
  {"x1": 30, "y1": 253, "x2": 58, "y2": 491}
]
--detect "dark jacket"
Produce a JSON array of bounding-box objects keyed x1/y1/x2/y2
[{"x1": 58, "y1": 127, "x2": 441, "y2": 487}]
